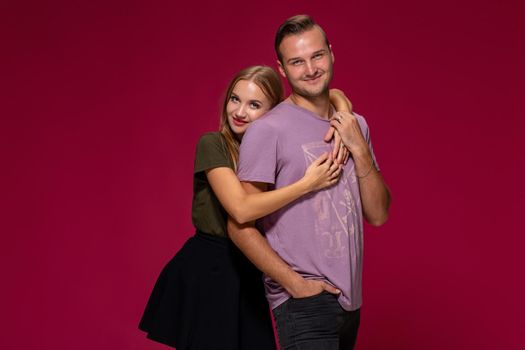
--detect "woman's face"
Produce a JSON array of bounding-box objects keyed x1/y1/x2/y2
[{"x1": 226, "y1": 79, "x2": 271, "y2": 138}]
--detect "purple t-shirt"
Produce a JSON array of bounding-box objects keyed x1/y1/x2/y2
[{"x1": 237, "y1": 101, "x2": 379, "y2": 311}]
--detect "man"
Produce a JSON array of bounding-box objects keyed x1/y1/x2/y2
[{"x1": 228, "y1": 15, "x2": 391, "y2": 350}]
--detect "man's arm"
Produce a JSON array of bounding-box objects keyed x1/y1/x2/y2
[
  {"x1": 352, "y1": 150, "x2": 391, "y2": 226},
  {"x1": 329, "y1": 113, "x2": 391, "y2": 226},
  {"x1": 227, "y1": 181, "x2": 340, "y2": 298}
]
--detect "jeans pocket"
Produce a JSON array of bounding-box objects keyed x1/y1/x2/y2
[{"x1": 290, "y1": 290, "x2": 328, "y2": 303}]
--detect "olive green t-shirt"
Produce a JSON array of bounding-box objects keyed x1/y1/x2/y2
[{"x1": 192, "y1": 132, "x2": 235, "y2": 237}]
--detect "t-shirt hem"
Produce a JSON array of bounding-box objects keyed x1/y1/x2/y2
[
  {"x1": 338, "y1": 298, "x2": 362, "y2": 312},
  {"x1": 270, "y1": 295, "x2": 291, "y2": 311},
  {"x1": 269, "y1": 294, "x2": 362, "y2": 312},
  {"x1": 237, "y1": 174, "x2": 275, "y2": 184}
]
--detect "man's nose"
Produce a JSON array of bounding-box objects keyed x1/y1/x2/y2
[{"x1": 305, "y1": 61, "x2": 316, "y2": 76}]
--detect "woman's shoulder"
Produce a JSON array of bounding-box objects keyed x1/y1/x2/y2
[
  {"x1": 196, "y1": 132, "x2": 227, "y2": 150},
  {"x1": 194, "y1": 131, "x2": 232, "y2": 172},
  {"x1": 198, "y1": 131, "x2": 223, "y2": 143},
  {"x1": 196, "y1": 131, "x2": 230, "y2": 157}
]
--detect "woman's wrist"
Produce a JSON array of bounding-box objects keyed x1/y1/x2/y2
[{"x1": 296, "y1": 176, "x2": 313, "y2": 195}]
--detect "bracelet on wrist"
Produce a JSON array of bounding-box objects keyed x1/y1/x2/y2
[{"x1": 355, "y1": 157, "x2": 375, "y2": 179}]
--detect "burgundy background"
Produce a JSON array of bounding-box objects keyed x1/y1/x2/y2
[{"x1": 1, "y1": 0, "x2": 524, "y2": 349}]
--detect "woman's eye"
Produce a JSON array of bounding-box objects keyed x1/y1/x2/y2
[
  {"x1": 230, "y1": 96, "x2": 239, "y2": 102},
  {"x1": 250, "y1": 102, "x2": 261, "y2": 109}
]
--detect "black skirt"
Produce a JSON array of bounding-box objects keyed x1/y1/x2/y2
[{"x1": 139, "y1": 231, "x2": 276, "y2": 350}]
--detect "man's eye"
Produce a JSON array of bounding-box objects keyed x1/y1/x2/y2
[{"x1": 292, "y1": 60, "x2": 303, "y2": 66}]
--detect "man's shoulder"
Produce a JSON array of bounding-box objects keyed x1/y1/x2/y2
[
  {"x1": 260, "y1": 102, "x2": 298, "y2": 121},
  {"x1": 251, "y1": 102, "x2": 300, "y2": 129},
  {"x1": 353, "y1": 112, "x2": 367, "y2": 122},
  {"x1": 352, "y1": 112, "x2": 370, "y2": 130}
]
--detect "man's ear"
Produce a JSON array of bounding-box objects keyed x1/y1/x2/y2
[
  {"x1": 277, "y1": 60, "x2": 286, "y2": 78},
  {"x1": 330, "y1": 44, "x2": 335, "y2": 64}
]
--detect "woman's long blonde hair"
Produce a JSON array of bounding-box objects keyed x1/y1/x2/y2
[{"x1": 219, "y1": 66, "x2": 283, "y2": 169}]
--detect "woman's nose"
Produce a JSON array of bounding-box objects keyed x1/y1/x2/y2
[{"x1": 235, "y1": 104, "x2": 247, "y2": 118}]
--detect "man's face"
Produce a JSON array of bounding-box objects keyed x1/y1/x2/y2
[{"x1": 278, "y1": 27, "x2": 334, "y2": 98}]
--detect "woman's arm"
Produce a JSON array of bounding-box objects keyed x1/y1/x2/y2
[
  {"x1": 327, "y1": 89, "x2": 353, "y2": 162},
  {"x1": 330, "y1": 88, "x2": 352, "y2": 113},
  {"x1": 206, "y1": 153, "x2": 341, "y2": 224}
]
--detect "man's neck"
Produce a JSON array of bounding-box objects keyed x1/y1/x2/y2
[{"x1": 288, "y1": 92, "x2": 333, "y2": 120}]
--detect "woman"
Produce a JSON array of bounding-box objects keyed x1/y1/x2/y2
[{"x1": 139, "y1": 66, "x2": 351, "y2": 349}]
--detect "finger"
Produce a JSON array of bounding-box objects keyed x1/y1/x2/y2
[
  {"x1": 336, "y1": 145, "x2": 345, "y2": 164},
  {"x1": 328, "y1": 165, "x2": 342, "y2": 183},
  {"x1": 322, "y1": 283, "x2": 341, "y2": 295},
  {"x1": 324, "y1": 126, "x2": 335, "y2": 142},
  {"x1": 325, "y1": 153, "x2": 334, "y2": 168},
  {"x1": 333, "y1": 134, "x2": 340, "y2": 159},
  {"x1": 328, "y1": 161, "x2": 339, "y2": 174},
  {"x1": 339, "y1": 147, "x2": 347, "y2": 165},
  {"x1": 333, "y1": 132, "x2": 342, "y2": 158},
  {"x1": 312, "y1": 152, "x2": 329, "y2": 166},
  {"x1": 343, "y1": 148, "x2": 350, "y2": 165},
  {"x1": 329, "y1": 165, "x2": 342, "y2": 179},
  {"x1": 330, "y1": 119, "x2": 342, "y2": 131}
]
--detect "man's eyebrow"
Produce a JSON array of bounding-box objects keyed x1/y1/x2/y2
[
  {"x1": 286, "y1": 49, "x2": 328, "y2": 64},
  {"x1": 286, "y1": 57, "x2": 302, "y2": 64},
  {"x1": 312, "y1": 49, "x2": 327, "y2": 56}
]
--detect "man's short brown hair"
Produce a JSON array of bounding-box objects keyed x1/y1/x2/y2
[{"x1": 274, "y1": 15, "x2": 330, "y2": 63}]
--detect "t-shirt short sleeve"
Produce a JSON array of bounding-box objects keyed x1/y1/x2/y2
[
  {"x1": 194, "y1": 132, "x2": 233, "y2": 174},
  {"x1": 237, "y1": 120, "x2": 278, "y2": 184}
]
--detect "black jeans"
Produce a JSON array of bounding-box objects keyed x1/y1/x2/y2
[{"x1": 273, "y1": 292, "x2": 360, "y2": 350}]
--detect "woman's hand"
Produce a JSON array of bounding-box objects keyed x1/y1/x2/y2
[
  {"x1": 330, "y1": 111, "x2": 369, "y2": 157},
  {"x1": 324, "y1": 126, "x2": 350, "y2": 165},
  {"x1": 301, "y1": 152, "x2": 342, "y2": 192}
]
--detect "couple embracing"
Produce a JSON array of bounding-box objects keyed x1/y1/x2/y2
[{"x1": 140, "y1": 14, "x2": 391, "y2": 350}]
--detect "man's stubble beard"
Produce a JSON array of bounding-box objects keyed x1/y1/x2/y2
[{"x1": 287, "y1": 68, "x2": 333, "y2": 100}]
